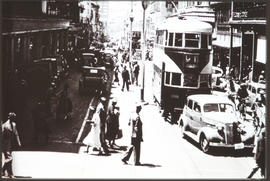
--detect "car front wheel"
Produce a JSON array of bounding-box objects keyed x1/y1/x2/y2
[
  {"x1": 200, "y1": 134, "x2": 210, "y2": 153},
  {"x1": 179, "y1": 120, "x2": 186, "y2": 138}
]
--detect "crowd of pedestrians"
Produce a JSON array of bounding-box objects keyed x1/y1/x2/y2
[{"x1": 80, "y1": 48, "x2": 144, "y2": 165}]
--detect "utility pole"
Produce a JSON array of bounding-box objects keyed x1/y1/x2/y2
[{"x1": 141, "y1": 0, "x2": 149, "y2": 102}]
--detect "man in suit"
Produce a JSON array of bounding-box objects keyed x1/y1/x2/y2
[{"x1": 122, "y1": 103, "x2": 143, "y2": 165}]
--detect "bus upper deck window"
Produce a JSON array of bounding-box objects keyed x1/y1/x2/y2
[
  {"x1": 175, "y1": 33, "x2": 183, "y2": 47},
  {"x1": 169, "y1": 33, "x2": 174, "y2": 46},
  {"x1": 201, "y1": 34, "x2": 207, "y2": 48},
  {"x1": 208, "y1": 35, "x2": 212, "y2": 46},
  {"x1": 185, "y1": 33, "x2": 199, "y2": 48}
]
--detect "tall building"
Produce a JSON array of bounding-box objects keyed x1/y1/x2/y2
[
  {"x1": 97, "y1": 0, "x2": 109, "y2": 36},
  {"x1": 210, "y1": 1, "x2": 266, "y2": 81},
  {"x1": 2, "y1": 0, "x2": 75, "y2": 145}
]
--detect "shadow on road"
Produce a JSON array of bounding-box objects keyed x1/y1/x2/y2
[
  {"x1": 183, "y1": 135, "x2": 254, "y2": 157},
  {"x1": 137, "y1": 163, "x2": 162, "y2": 168}
]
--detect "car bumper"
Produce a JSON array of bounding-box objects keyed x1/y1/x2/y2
[{"x1": 209, "y1": 142, "x2": 254, "y2": 149}]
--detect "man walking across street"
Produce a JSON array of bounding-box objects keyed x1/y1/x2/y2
[
  {"x1": 121, "y1": 66, "x2": 130, "y2": 91},
  {"x1": 2, "y1": 112, "x2": 22, "y2": 178},
  {"x1": 122, "y1": 103, "x2": 143, "y2": 165}
]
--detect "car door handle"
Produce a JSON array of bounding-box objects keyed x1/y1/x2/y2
[{"x1": 190, "y1": 116, "x2": 193, "y2": 120}]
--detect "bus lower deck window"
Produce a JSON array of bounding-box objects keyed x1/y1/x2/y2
[
  {"x1": 175, "y1": 33, "x2": 183, "y2": 47},
  {"x1": 169, "y1": 33, "x2": 174, "y2": 46},
  {"x1": 171, "y1": 73, "x2": 181, "y2": 86},
  {"x1": 165, "y1": 72, "x2": 170, "y2": 84}
]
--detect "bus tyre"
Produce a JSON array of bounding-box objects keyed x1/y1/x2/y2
[{"x1": 200, "y1": 134, "x2": 210, "y2": 153}]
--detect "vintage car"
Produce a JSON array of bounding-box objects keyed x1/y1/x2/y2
[
  {"x1": 81, "y1": 53, "x2": 97, "y2": 67},
  {"x1": 178, "y1": 94, "x2": 255, "y2": 153},
  {"x1": 79, "y1": 66, "x2": 109, "y2": 94},
  {"x1": 247, "y1": 81, "x2": 266, "y2": 106}
]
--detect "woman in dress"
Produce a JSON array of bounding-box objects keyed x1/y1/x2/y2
[
  {"x1": 83, "y1": 110, "x2": 102, "y2": 154},
  {"x1": 106, "y1": 100, "x2": 120, "y2": 147}
]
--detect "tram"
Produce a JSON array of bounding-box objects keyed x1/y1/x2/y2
[{"x1": 152, "y1": 17, "x2": 213, "y2": 122}]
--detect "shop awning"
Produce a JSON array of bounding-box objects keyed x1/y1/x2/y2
[{"x1": 256, "y1": 36, "x2": 266, "y2": 64}]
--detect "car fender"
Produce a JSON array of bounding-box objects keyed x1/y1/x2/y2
[
  {"x1": 179, "y1": 114, "x2": 188, "y2": 127},
  {"x1": 197, "y1": 127, "x2": 219, "y2": 143}
]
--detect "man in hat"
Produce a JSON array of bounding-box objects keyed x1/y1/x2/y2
[
  {"x1": 97, "y1": 97, "x2": 110, "y2": 155},
  {"x1": 122, "y1": 102, "x2": 143, "y2": 165},
  {"x1": 2, "y1": 112, "x2": 21, "y2": 178},
  {"x1": 121, "y1": 66, "x2": 130, "y2": 91}
]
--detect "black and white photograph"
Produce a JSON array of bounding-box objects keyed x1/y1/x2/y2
[{"x1": 1, "y1": 0, "x2": 267, "y2": 179}]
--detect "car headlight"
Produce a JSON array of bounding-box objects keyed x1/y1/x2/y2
[{"x1": 216, "y1": 123, "x2": 224, "y2": 131}]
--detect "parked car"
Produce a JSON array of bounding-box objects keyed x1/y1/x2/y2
[
  {"x1": 79, "y1": 66, "x2": 109, "y2": 94},
  {"x1": 247, "y1": 81, "x2": 266, "y2": 106},
  {"x1": 81, "y1": 53, "x2": 97, "y2": 67},
  {"x1": 178, "y1": 94, "x2": 255, "y2": 153}
]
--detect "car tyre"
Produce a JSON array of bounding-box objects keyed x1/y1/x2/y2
[
  {"x1": 179, "y1": 120, "x2": 186, "y2": 138},
  {"x1": 200, "y1": 134, "x2": 210, "y2": 153}
]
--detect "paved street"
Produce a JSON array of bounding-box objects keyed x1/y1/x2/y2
[
  {"x1": 2, "y1": 1, "x2": 266, "y2": 179},
  {"x1": 11, "y1": 62, "x2": 262, "y2": 179}
]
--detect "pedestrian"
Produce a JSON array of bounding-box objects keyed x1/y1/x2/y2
[
  {"x1": 83, "y1": 106, "x2": 103, "y2": 154},
  {"x1": 121, "y1": 66, "x2": 130, "y2": 91},
  {"x1": 258, "y1": 70, "x2": 265, "y2": 83},
  {"x1": 113, "y1": 65, "x2": 120, "y2": 85},
  {"x1": 97, "y1": 97, "x2": 110, "y2": 155},
  {"x1": 133, "y1": 62, "x2": 140, "y2": 86},
  {"x1": 122, "y1": 103, "x2": 143, "y2": 166},
  {"x1": 2, "y1": 112, "x2": 22, "y2": 178},
  {"x1": 248, "y1": 125, "x2": 265, "y2": 178},
  {"x1": 106, "y1": 99, "x2": 120, "y2": 147},
  {"x1": 56, "y1": 90, "x2": 72, "y2": 122}
]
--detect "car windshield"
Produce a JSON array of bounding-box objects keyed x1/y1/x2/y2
[{"x1": 204, "y1": 103, "x2": 234, "y2": 113}]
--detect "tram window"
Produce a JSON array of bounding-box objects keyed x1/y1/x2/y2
[
  {"x1": 171, "y1": 73, "x2": 181, "y2": 86},
  {"x1": 165, "y1": 72, "x2": 171, "y2": 84},
  {"x1": 175, "y1": 33, "x2": 182, "y2": 47},
  {"x1": 185, "y1": 33, "x2": 199, "y2": 48},
  {"x1": 201, "y1": 34, "x2": 207, "y2": 48},
  {"x1": 168, "y1": 33, "x2": 174, "y2": 46}
]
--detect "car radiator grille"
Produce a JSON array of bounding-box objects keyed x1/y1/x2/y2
[{"x1": 225, "y1": 123, "x2": 242, "y2": 144}]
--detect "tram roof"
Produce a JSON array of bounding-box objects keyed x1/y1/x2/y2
[{"x1": 157, "y1": 17, "x2": 212, "y2": 33}]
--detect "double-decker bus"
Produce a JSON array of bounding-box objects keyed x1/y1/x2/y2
[{"x1": 152, "y1": 17, "x2": 213, "y2": 122}]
